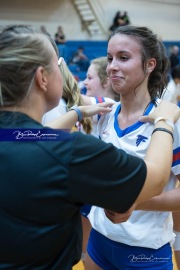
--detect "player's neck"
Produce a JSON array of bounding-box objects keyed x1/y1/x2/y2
[
  {"x1": 118, "y1": 93, "x2": 151, "y2": 129},
  {"x1": 120, "y1": 93, "x2": 151, "y2": 116}
]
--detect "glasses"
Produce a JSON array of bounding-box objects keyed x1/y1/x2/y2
[{"x1": 58, "y1": 57, "x2": 64, "y2": 67}]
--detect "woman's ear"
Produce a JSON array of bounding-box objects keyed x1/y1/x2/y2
[
  {"x1": 146, "y1": 58, "x2": 156, "y2": 74},
  {"x1": 35, "y1": 66, "x2": 48, "y2": 92}
]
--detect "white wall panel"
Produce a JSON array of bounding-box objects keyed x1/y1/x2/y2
[{"x1": 0, "y1": 0, "x2": 179, "y2": 41}]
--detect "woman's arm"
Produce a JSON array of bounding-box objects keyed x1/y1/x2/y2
[
  {"x1": 47, "y1": 100, "x2": 180, "y2": 205},
  {"x1": 45, "y1": 102, "x2": 114, "y2": 129},
  {"x1": 105, "y1": 176, "x2": 180, "y2": 224},
  {"x1": 135, "y1": 101, "x2": 180, "y2": 204},
  {"x1": 136, "y1": 187, "x2": 180, "y2": 211},
  {"x1": 136, "y1": 177, "x2": 180, "y2": 211},
  {"x1": 105, "y1": 101, "x2": 180, "y2": 222},
  {"x1": 105, "y1": 183, "x2": 180, "y2": 223}
]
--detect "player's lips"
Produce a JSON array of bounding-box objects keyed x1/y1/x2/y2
[{"x1": 110, "y1": 75, "x2": 124, "y2": 81}]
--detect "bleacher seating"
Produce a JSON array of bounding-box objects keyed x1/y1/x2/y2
[
  {"x1": 57, "y1": 40, "x2": 108, "y2": 81},
  {"x1": 66, "y1": 40, "x2": 108, "y2": 63},
  {"x1": 163, "y1": 41, "x2": 180, "y2": 55},
  {"x1": 60, "y1": 40, "x2": 180, "y2": 81}
]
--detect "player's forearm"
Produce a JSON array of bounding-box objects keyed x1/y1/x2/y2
[{"x1": 136, "y1": 187, "x2": 180, "y2": 211}]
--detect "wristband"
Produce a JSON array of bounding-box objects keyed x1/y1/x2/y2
[
  {"x1": 69, "y1": 105, "x2": 83, "y2": 122},
  {"x1": 154, "y1": 117, "x2": 174, "y2": 130},
  {"x1": 152, "y1": 127, "x2": 174, "y2": 142}
]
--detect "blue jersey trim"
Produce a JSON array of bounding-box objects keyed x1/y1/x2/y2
[
  {"x1": 172, "y1": 147, "x2": 180, "y2": 167},
  {"x1": 114, "y1": 101, "x2": 154, "y2": 137}
]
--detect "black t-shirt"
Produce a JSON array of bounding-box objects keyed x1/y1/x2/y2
[{"x1": 0, "y1": 111, "x2": 146, "y2": 269}]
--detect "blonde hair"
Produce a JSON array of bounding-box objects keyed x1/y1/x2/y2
[
  {"x1": 59, "y1": 59, "x2": 92, "y2": 134},
  {"x1": 0, "y1": 25, "x2": 58, "y2": 107}
]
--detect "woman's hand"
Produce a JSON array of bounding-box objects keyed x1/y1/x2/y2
[
  {"x1": 104, "y1": 203, "x2": 137, "y2": 224},
  {"x1": 47, "y1": 102, "x2": 115, "y2": 130},
  {"x1": 139, "y1": 101, "x2": 180, "y2": 124},
  {"x1": 79, "y1": 102, "x2": 115, "y2": 118}
]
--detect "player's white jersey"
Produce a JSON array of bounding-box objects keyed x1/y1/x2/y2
[
  {"x1": 88, "y1": 99, "x2": 180, "y2": 249},
  {"x1": 87, "y1": 96, "x2": 116, "y2": 138},
  {"x1": 42, "y1": 99, "x2": 67, "y2": 125}
]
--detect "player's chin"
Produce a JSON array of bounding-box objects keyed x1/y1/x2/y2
[
  {"x1": 111, "y1": 84, "x2": 121, "y2": 94},
  {"x1": 85, "y1": 90, "x2": 92, "y2": 97}
]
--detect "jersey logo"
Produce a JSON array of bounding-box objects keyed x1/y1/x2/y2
[
  {"x1": 102, "y1": 130, "x2": 109, "y2": 135},
  {"x1": 136, "y1": 135, "x2": 148, "y2": 146}
]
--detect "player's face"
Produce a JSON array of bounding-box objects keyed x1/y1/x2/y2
[
  {"x1": 84, "y1": 64, "x2": 105, "y2": 97},
  {"x1": 106, "y1": 34, "x2": 146, "y2": 96}
]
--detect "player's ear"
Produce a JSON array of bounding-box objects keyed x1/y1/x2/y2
[{"x1": 146, "y1": 58, "x2": 156, "y2": 74}]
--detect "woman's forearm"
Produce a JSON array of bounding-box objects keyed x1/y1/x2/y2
[
  {"x1": 45, "y1": 110, "x2": 78, "y2": 130},
  {"x1": 136, "y1": 187, "x2": 180, "y2": 211},
  {"x1": 45, "y1": 102, "x2": 114, "y2": 129},
  {"x1": 135, "y1": 101, "x2": 180, "y2": 204}
]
